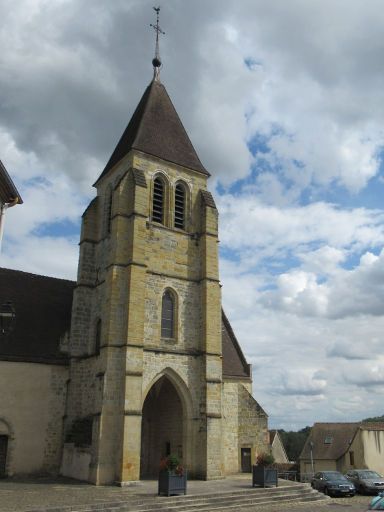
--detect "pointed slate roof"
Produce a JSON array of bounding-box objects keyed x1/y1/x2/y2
[{"x1": 95, "y1": 80, "x2": 209, "y2": 185}]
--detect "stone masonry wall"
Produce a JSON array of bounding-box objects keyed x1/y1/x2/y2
[
  {"x1": 144, "y1": 274, "x2": 202, "y2": 351},
  {"x1": 222, "y1": 381, "x2": 269, "y2": 473},
  {"x1": 0, "y1": 361, "x2": 68, "y2": 476},
  {"x1": 42, "y1": 366, "x2": 69, "y2": 473}
]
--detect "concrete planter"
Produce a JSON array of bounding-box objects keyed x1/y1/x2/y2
[
  {"x1": 158, "y1": 470, "x2": 187, "y2": 496},
  {"x1": 252, "y1": 465, "x2": 278, "y2": 488}
]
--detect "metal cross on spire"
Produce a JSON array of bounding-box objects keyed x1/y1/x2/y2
[{"x1": 150, "y1": 6, "x2": 165, "y2": 80}]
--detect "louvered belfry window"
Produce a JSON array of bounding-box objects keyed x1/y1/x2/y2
[
  {"x1": 152, "y1": 177, "x2": 164, "y2": 224},
  {"x1": 174, "y1": 183, "x2": 185, "y2": 229},
  {"x1": 161, "y1": 290, "x2": 174, "y2": 338}
]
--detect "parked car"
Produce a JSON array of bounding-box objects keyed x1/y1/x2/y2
[
  {"x1": 346, "y1": 470, "x2": 384, "y2": 494},
  {"x1": 311, "y1": 471, "x2": 356, "y2": 497},
  {"x1": 367, "y1": 491, "x2": 384, "y2": 510}
]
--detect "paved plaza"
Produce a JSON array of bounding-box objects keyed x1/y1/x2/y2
[{"x1": 0, "y1": 475, "x2": 372, "y2": 512}]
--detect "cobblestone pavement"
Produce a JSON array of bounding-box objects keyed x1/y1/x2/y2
[
  {"x1": 253, "y1": 494, "x2": 371, "y2": 512},
  {"x1": 0, "y1": 475, "x2": 373, "y2": 512}
]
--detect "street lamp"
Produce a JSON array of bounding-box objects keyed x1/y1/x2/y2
[
  {"x1": 309, "y1": 441, "x2": 315, "y2": 477},
  {"x1": 0, "y1": 301, "x2": 15, "y2": 336}
]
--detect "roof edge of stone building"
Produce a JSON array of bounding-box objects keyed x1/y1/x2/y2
[
  {"x1": 0, "y1": 160, "x2": 23, "y2": 204},
  {"x1": 0, "y1": 354, "x2": 69, "y2": 366},
  {"x1": 0, "y1": 266, "x2": 75, "y2": 284}
]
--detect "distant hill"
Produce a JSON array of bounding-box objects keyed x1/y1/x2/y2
[{"x1": 362, "y1": 414, "x2": 384, "y2": 422}]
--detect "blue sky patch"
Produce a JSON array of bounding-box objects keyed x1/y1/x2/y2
[{"x1": 33, "y1": 219, "x2": 81, "y2": 238}]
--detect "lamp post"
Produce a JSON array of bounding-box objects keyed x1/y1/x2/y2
[
  {"x1": 0, "y1": 301, "x2": 15, "y2": 336},
  {"x1": 309, "y1": 441, "x2": 315, "y2": 477}
]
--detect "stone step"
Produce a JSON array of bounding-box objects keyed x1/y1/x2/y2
[
  {"x1": 118, "y1": 490, "x2": 326, "y2": 512},
  {"x1": 140, "y1": 489, "x2": 319, "y2": 511},
  {"x1": 26, "y1": 485, "x2": 327, "y2": 512},
  {"x1": 112, "y1": 484, "x2": 320, "y2": 507}
]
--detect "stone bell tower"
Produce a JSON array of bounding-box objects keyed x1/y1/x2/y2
[
  {"x1": 63, "y1": 9, "x2": 269, "y2": 485},
  {"x1": 63, "y1": 38, "x2": 226, "y2": 482}
]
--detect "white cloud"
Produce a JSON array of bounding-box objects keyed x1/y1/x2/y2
[
  {"x1": 1, "y1": 234, "x2": 78, "y2": 279},
  {"x1": 218, "y1": 195, "x2": 384, "y2": 262},
  {"x1": 2, "y1": 0, "x2": 384, "y2": 430},
  {"x1": 4, "y1": 176, "x2": 86, "y2": 239},
  {"x1": 299, "y1": 246, "x2": 346, "y2": 276},
  {"x1": 278, "y1": 369, "x2": 327, "y2": 397},
  {"x1": 342, "y1": 361, "x2": 384, "y2": 388}
]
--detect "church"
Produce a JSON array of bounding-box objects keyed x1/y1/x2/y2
[{"x1": 0, "y1": 49, "x2": 269, "y2": 485}]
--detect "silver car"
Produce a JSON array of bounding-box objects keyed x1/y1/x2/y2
[{"x1": 346, "y1": 470, "x2": 384, "y2": 494}]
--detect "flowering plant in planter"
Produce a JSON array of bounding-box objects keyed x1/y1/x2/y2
[
  {"x1": 253, "y1": 452, "x2": 278, "y2": 488},
  {"x1": 159, "y1": 454, "x2": 184, "y2": 476},
  {"x1": 256, "y1": 452, "x2": 275, "y2": 467},
  {"x1": 158, "y1": 454, "x2": 187, "y2": 496}
]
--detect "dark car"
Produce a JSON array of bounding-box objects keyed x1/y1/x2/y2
[
  {"x1": 311, "y1": 471, "x2": 356, "y2": 497},
  {"x1": 346, "y1": 470, "x2": 384, "y2": 495}
]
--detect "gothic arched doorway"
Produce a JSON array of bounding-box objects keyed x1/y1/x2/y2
[{"x1": 140, "y1": 375, "x2": 184, "y2": 478}]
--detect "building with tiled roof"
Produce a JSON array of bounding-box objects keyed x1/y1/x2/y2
[
  {"x1": 299, "y1": 422, "x2": 384, "y2": 478},
  {"x1": 0, "y1": 49, "x2": 269, "y2": 482}
]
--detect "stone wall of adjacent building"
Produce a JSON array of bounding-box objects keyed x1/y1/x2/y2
[
  {"x1": 222, "y1": 381, "x2": 269, "y2": 474},
  {"x1": 300, "y1": 458, "x2": 337, "y2": 478},
  {"x1": 271, "y1": 433, "x2": 289, "y2": 463},
  {"x1": 0, "y1": 361, "x2": 68, "y2": 476},
  {"x1": 361, "y1": 429, "x2": 384, "y2": 475}
]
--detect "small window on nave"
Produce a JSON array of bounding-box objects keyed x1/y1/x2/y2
[{"x1": 161, "y1": 290, "x2": 175, "y2": 339}]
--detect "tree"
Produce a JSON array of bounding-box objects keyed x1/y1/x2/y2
[
  {"x1": 362, "y1": 414, "x2": 384, "y2": 422},
  {"x1": 278, "y1": 426, "x2": 311, "y2": 462}
]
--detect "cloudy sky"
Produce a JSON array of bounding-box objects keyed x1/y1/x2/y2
[{"x1": 2, "y1": 0, "x2": 384, "y2": 430}]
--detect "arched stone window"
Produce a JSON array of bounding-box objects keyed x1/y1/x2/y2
[
  {"x1": 152, "y1": 176, "x2": 165, "y2": 224},
  {"x1": 174, "y1": 182, "x2": 186, "y2": 230},
  {"x1": 161, "y1": 290, "x2": 176, "y2": 339},
  {"x1": 95, "y1": 318, "x2": 102, "y2": 355}
]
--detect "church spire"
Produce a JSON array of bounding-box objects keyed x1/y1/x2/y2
[{"x1": 150, "y1": 7, "x2": 165, "y2": 81}]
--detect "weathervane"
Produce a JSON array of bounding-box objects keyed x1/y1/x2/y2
[{"x1": 150, "y1": 6, "x2": 165, "y2": 80}]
